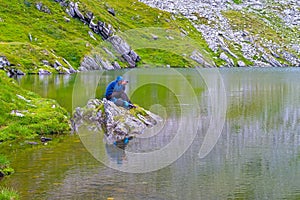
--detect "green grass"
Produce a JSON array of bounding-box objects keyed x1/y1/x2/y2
[
  {"x1": 0, "y1": 71, "x2": 70, "y2": 142},
  {"x1": 0, "y1": 187, "x2": 19, "y2": 200},
  {"x1": 0, "y1": 155, "x2": 14, "y2": 177},
  {"x1": 0, "y1": 0, "x2": 215, "y2": 71},
  {"x1": 233, "y1": 0, "x2": 243, "y2": 4}
]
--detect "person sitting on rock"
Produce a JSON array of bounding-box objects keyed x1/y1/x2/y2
[{"x1": 105, "y1": 76, "x2": 135, "y2": 109}]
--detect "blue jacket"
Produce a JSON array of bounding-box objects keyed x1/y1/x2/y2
[{"x1": 105, "y1": 80, "x2": 125, "y2": 97}]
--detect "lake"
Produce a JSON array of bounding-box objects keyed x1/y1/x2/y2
[{"x1": 2, "y1": 68, "x2": 300, "y2": 199}]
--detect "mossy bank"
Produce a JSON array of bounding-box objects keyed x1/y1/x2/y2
[{"x1": 0, "y1": 71, "x2": 70, "y2": 142}]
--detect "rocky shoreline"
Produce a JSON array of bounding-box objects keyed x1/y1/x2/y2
[{"x1": 139, "y1": 0, "x2": 300, "y2": 67}]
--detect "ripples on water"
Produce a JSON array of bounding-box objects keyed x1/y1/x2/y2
[{"x1": 5, "y1": 68, "x2": 300, "y2": 199}]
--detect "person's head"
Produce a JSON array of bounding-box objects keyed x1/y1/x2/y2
[{"x1": 116, "y1": 76, "x2": 128, "y2": 85}]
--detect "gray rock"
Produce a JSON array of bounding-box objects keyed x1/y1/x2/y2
[
  {"x1": 16, "y1": 69, "x2": 25, "y2": 75},
  {"x1": 122, "y1": 54, "x2": 136, "y2": 68},
  {"x1": 108, "y1": 8, "x2": 115, "y2": 16},
  {"x1": 74, "y1": 2, "x2": 85, "y2": 21},
  {"x1": 108, "y1": 35, "x2": 131, "y2": 55},
  {"x1": 237, "y1": 60, "x2": 246, "y2": 67},
  {"x1": 64, "y1": 16, "x2": 71, "y2": 22},
  {"x1": 28, "y1": 33, "x2": 32, "y2": 42},
  {"x1": 85, "y1": 11, "x2": 94, "y2": 23},
  {"x1": 54, "y1": 60, "x2": 63, "y2": 69},
  {"x1": 38, "y1": 69, "x2": 51, "y2": 75},
  {"x1": 36, "y1": 2, "x2": 51, "y2": 14},
  {"x1": 0, "y1": 56, "x2": 10, "y2": 68},
  {"x1": 129, "y1": 50, "x2": 140, "y2": 62},
  {"x1": 220, "y1": 52, "x2": 234, "y2": 67},
  {"x1": 57, "y1": 67, "x2": 70, "y2": 74},
  {"x1": 112, "y1": 61, "x2": 121, "y2": 69},
  {"x1": 42, "y1": 60, "x2": 50, "y2": 66},
  {"x1": 262, "y1": 54, "x2": 283, "y2": 67},
  {"x1": 88, "y1": 31, "x2": 97, "y2": 40},
  {"x1": 98, "y1": 21, "x2": 115, "y2": 39},
  {"x1": 72, "y1": 98, "x2": 161, "y2": 144},
  {"x1": 79, "y1": 56, "x2": 100, "y2": 71},
  {"x1": 69, "y1": 67, "x2": 77, "y2": 73},
  {"x1": 10, "y1": 110, "x2": 25, "y2": 117},
  {"x1": 190, "y1": 50, "x2": 215, "y2": 67},
  {"x1": 80, "y1": 55, "x2": 116, "y2": 71}
]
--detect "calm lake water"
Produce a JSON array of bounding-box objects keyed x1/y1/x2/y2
[{"x1": 2, "y1": 68, "x2": 300, "y2": 199}]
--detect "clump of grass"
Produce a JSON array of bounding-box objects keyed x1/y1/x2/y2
[
  {"x1": 0, "y1": 187, "x2": 19, "y2": 200},
  {"x1": 0, "y1": 155, "x2": 14, "y2": 176}
]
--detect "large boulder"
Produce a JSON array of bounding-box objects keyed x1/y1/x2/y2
[{"x1": 72, "y1": 98, "x2": 161, "y2": 144}]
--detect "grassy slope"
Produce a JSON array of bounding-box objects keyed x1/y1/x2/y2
[
  {"x1": 0, "y1": 0, "x2": 214, "y2": 72},
  {"x1": 0, "y1": 71, "x2": 70, "y2": 142}
]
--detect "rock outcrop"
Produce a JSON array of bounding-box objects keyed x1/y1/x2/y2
[
  {"x1": 0, "y1": 56, "x2": 25, "y2": 76},
  {"x1": 54, "y1": 0, "x2": 140, "y2": 69},
  {"x1": 72, "y1": 98, "x2": 161, "y2": 144}
]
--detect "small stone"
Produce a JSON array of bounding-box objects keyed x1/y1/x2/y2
[
  {"x1": 10, "y1": 110, "x2": 25, "y2": 117},
  {"x1": 28, "y1": 33, "x2": 32, "y2": 42},
  {"x1": 64, "y1": 16, "x2": 71, "y2": 22},
  {"x1": 108, "y1": 8, "x2": 115, "y2": 16},
  {"x1": 151, "y1": 34, "x2": 159, "y2": 40},
  {"x1": 237, "y1": 60, "x2": 246, "y2": 67}
]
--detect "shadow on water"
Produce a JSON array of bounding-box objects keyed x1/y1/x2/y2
[{"x1": 2, "y1": 68, "x2": 300, "y2": 199}]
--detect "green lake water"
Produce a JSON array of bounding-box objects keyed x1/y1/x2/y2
[{"x1": 1, "y1": 68, "x2": 300, "y2": 199}]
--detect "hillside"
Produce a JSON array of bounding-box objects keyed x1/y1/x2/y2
[
  {"x1": 0, "y1": 0, "x2": 215, "y2": 74},
  {"x1": 0, "y1": 0, "x2": 299, "y2": 74},
  {"x1": 140, "y1": 0, "x2": 300, "y2": 67}
]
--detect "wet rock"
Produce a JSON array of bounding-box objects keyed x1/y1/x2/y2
[
  {"x1": 7, "y1": 68, "x2": 25, "y2": 77},
  {"x1": 57, "y1": 66, "x2": 71, "y2": 74},
  {"x1": 72, "y1": 98, "x2": 161, "y2": 144},
  {"x1": 38, "y1": 69, "x2": 51, "y2": 75}
]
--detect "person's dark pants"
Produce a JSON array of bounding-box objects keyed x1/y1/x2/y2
[{"x1": 106, "y1": 91, "x2": 130, "y2": 103}]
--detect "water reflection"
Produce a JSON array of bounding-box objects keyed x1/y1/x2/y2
[{"x1": 5, "y1": 68, "x2": 300, "y2": 199}]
